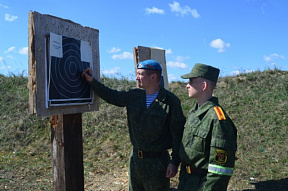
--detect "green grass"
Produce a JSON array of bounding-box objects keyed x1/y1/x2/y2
[{"x1": 0, "y1": 69, "x2": 288, "y2": 190}]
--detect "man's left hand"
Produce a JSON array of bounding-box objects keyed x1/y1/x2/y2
[{"x1": 166, "y1": 163, "x2": 178, "y2": 178}]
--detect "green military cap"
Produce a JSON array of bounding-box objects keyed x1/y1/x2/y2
[{"x1": 181, "y1": 63, "x2": 220, "y2": 83}]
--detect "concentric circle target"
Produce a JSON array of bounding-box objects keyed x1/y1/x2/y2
[{"x1": 49, "y1": 36, "x2": 92, "y2": 106}]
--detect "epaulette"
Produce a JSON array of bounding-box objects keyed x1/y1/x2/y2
[{"x1": 213, "y1": 106, "x2": 226, "y2": 121}]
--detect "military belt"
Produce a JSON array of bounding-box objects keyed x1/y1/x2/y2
[
  {"x1": 186, "y1": 166, "x2": 208, "y2": 175},
  {"x1": 133, "y1": 149, "x2": 166, "y2": 159}
]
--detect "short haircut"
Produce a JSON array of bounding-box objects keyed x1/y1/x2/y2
[
  {"x1": 145, "y1": 69, "x2": 162, "y2": 81},
  {"x1": 206, "y1": 79, "x2": 217, "y2": 90}
]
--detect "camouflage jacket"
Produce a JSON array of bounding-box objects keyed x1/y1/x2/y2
[
  {"x1": 89, "y1": 78, "x2": 186, "y2": 166},
  {"x1": 179, "y1": 97, "x2": 237, "y2": 190}
]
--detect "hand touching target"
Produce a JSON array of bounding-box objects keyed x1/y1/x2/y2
[{"x1": 48, "y1": 33, "x2": 93, "y2": 106}]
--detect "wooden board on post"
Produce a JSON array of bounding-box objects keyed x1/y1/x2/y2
[
  {"x1": 28, "y1": 11, "x2": 100, "y2": 191},
  {"x1": 133, "y1": 46, "x2": 169, "y2": 90},
  {"x1": 28, "y1": 11, "x2": 100, "y2": 117}
]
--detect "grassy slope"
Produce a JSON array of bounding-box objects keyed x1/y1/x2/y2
[
  {"x1": 215, "y1": 70, "x2": 288, "y2": 190},
  {"x1": 0, "y1": 70, "x2": 287, "y2": 190}
]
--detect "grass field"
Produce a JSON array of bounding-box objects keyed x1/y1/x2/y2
[{"x1": 0, "y1": 69, "x2": 287, "y2": 190}]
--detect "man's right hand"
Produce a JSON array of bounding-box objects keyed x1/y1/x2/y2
[{"x1": 82, "y1": 67, "x2": 93, "y2": 82}]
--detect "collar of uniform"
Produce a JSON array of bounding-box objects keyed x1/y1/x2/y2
[
  {"x1": 193, "y1": 97, "x2": 219, "y2": 117},
  {"x1": 155, "y1": 86, "x2": 167, "y2": 102}
]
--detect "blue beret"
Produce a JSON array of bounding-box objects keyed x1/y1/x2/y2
[{"x1": 137, "y1": 60, "x2": 162, "y2": 70}]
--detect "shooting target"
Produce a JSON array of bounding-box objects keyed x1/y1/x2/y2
[{"x1": 48, "y1": 33, "x2": 93, "y2": 106}]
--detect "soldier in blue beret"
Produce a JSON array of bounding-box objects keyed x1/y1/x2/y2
[
  {"x1": 82, "y1": 60, "x2": 185, "y2": 191},
  {"x1": 137, "y1": 60, "x2": 164, "y2": 88},
  {"x1": 178, "y1": 63, "x2": 237, "y2": 191}
]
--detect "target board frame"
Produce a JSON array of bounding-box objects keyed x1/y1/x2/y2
[{"x1": 28, "y1": 11, "x2": 100, "y2": 116}]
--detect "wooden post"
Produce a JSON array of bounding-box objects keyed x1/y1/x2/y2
[{"x1": 51, "y1": 114, "x2": 84, "y2": 191}]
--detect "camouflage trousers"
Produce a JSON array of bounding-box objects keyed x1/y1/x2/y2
[
  {"x1": 128, "y1": 149, "x2": 170, "y2": 191},
  {"x1": 177, "y1": 165, "x2": 206, "y2": 191}
]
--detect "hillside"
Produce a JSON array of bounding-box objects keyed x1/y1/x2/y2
[{"x1": 0, "y1": 69, "x2": 288, "y2": 190}]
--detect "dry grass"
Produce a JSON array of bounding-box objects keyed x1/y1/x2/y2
[{"x1": 1, "y1": 69, "x2": 288, "y2": 190}]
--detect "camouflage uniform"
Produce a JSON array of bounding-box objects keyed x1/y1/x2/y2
[
  {"x1": 89, "y1": 78, "x2": 185, "y2": 191},
  {"x1": 178, "y1": 97, "x2": 237, "y2": 191}
]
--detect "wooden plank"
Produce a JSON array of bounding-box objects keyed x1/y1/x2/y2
[
  {"x1": 51, "y1": 115, "x2": 65, "y2": 190},
  {"x1": 51, "y1": 114, "x2": 84, "y2": 191},
  {"x1": 28, "y1": 11, "x2": 100, "y2": 116},
  {"x1": 138, "y1": 46, "x2": 151, "y2": 62},
  {"x1": 133, "y1": 47, "x2": 139, "y2": 75},
  {"x1": 151, "y1": 48, "x2": 169, "y2": 90},
  {"x1": 133, "y1": 47, "x2": 139, "y2": 87},
  {"x1": 28, "y1": 12, "x2": 36, "y2": 114}
]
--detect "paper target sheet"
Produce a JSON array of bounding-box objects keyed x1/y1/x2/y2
[{"x1": 46, "y1": 32, "x2": 94, "y2": 107}]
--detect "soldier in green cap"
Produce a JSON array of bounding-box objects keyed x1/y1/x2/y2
[
  {"x1": 178, "y1": 63, "x2": 237, "y2": 191},
  {"x1": 82, "y1": 60, "x2": 185, "y2": 191}
]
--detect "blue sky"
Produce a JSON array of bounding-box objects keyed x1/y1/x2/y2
[{"x1": 0, "y1": 0, "x2": 287, "y2": 82}]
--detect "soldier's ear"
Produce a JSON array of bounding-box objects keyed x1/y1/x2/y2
[
  {"x1": 202, "y1": 81, "x2": 208, "y2": 91},
  {"x1": 151, "y1": 73, "x2": 156, "y2": 80}
]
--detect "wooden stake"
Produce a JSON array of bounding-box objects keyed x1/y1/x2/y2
[{"x1": 51, "y1": 114, "x2": 84, "y2": 191}]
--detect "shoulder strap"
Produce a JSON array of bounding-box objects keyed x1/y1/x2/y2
[{"x1": 213, "y1": 106, "x2": 226, "y2": 121}]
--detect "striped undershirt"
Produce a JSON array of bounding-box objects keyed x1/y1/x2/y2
[{"x1": 146, "y1": 92, "x2": 159, "y2": 108}]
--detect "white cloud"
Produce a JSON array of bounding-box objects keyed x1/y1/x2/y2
[
  {"x1": 19, "y1": 47, "x2": 28, "y2": 55},
  {"x1": 112, "y1": 51, "x2": 133, "y2": 60},
  {"x1": 4, "y1": 47, "x2": 15, "y2": 53},
  {"x1": 0, "y1": 65, "x2": 12, "y2": 70},
  {"x1": 169, "y1": 1, "x2": 200, "y2": 18},
  {"x1": 245, "y1": 69, "x2": 254, "y2": 73},
  {"x1": 210, "y1": 39, "x2": 230, "y2": 52},
  {"x1": 0, "y1": 57, "x2": 12, "y2": 71},
  {"x1": 101, "y1": 67, "x2": 120, "y2": 75},
  {"x1": 175, "y1": 56, "x2": 189, "y2": 62},
  {"x1": 167, "y1": 61, "x2": 188, "y2": 69},
  {"x1": 264, "y1": 53, "x2": 285, "y2": 62},
  {"x1": 263, "y1": 56, "x2": 272, "y2": 62},
  {"x1": 231, "y1": 69, "x2": 254, "y2": 76},
  {"x1": 166, "y1": 48, "x2": 172, "y2": 54},
  {"x1": 168, "y1": 74, "x2": 178, "y2": 81},
  {"x1": 145, "y1": 6, "x2": 164, "y2": 15},
  {"x1": 0, "y1": 4, "x2": 8, "y2": 8},
  {"x1": 150, "y1": 46, "x2": 172, "y2": 55},
  {"x1": 5, "y1": 13, "x2": 18, "y2": 22},
  {"x1": 261, "y1": 3, "x2": 267, "y2": 14},
  {"x1": 167, "y1": 55, "x2": 190, "y2": 69},
  {"x1": 231, "y1": 70, "x2": 240, "y2": 76},
  {"x1": 108, "y1": 47, "x2": 121, "y2": 53}
]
